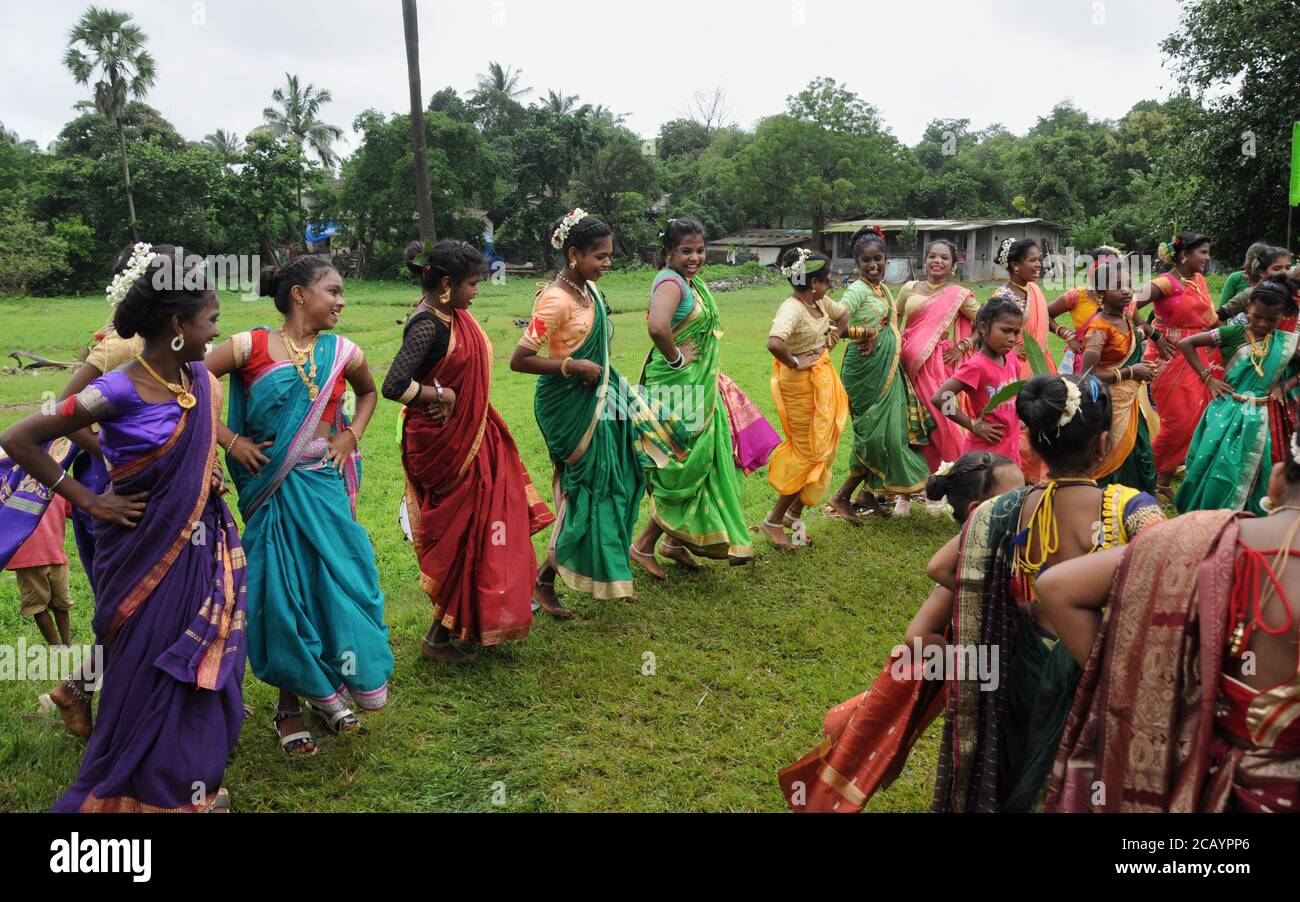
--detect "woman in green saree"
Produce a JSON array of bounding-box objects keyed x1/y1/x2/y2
[
  {"x1": 629, "y1": 219, "x2": 754, "y2": 577},
  {"x1": 828, "y1": 226, "x2": 932, "y2": 520},
  {"x1": 511, "y1": 212, "x2": 688, "y2": 611},
  {"x1": 1176, "y1": 276, "x2": 1300, "y2": 516},
  {"x1": 926, "y1": 374, "x2": 1165, "y2": 811}
]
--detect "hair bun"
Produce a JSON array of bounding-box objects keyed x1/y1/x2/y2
[
  {"x1": 258, "y1": 265, "x2": 281, "y2": 299},
  {"x1": 925, "y1": 473, "x2": 947, "y2": 501}
]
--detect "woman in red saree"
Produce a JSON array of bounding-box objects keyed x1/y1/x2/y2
[
  {"x1": 1134, "y1": 232, "x2": 1218, "y2": 499},
  {"x1": 897, "y1": 241, "x2": 979, "y2": 502},
  {"x1": 384, "y1": 241, "x2": 554, "y2": 662},
  {"x1": 1038, "y1": 438, "x2": 1300, "y2": 812}
]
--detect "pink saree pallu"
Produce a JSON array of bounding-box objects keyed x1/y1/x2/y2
[
  {"x1": 900, "y1": 284, "x2": 975, "y2": 471},
  {"x1": 719, "y1": 372, "x2": 780, "y2": 475}
]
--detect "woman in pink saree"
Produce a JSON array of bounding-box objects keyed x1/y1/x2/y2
[{"x1": 897, "y1": 241, "x2": 979, "y2": 491}]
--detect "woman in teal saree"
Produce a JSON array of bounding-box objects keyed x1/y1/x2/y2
[
  {"x1": 207, "y1": 256, "x2": 393, "y2": 756},
  {"x1": 1176, "y1": 277, "x2": 1300, "y2": 516},
  {"x1": 511, "y1": 212, "x2": 687, "y2": 610}
]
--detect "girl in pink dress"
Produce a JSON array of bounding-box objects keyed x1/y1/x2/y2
[{"x1": 931, "y1": 297, "x2": 1025, "y2": 467}]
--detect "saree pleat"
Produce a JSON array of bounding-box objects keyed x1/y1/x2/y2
[
  {"x1": 839, "y1": 281, "x2": 931, "y2": 494},
  {"x1": 228, "y1": 330, "x2": 392, "y2": 712},
  {"x1": 535, "y1": 288, "x2": 688, "y2": 599},
  {"x1": 54, "y1": 366, "x2": 247, "y2": 813},
  {"x1": 899, "y1": 284, "x2": 974, "y2": 470},
  {"x1": 1144, "y1": 273, "x2": 1219, "y2": 474},
  {"x1": 767, "y1": 351, "x2": 850, "y2": 506},
  {"x1": 640, "y1": 276, "x2": 753, "y2": 560},
  {"x1": 1176, "y1": 330, "x2": 1300, "y2": 515},
  {"x1": 402, "y1": 309, "x2": 554, "y2": 644}
]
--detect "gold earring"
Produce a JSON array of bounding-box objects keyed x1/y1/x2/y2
[
  {"x1": 569, "y1": 261, "x2": 577, "y2": 269},
  {"x1": 439, "y1": 290, "x2": 451, "y2": 304}
]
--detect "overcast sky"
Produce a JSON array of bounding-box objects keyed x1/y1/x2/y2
[{"x1": 5, "y1": 0, "x2": 1189, "y2": 155}]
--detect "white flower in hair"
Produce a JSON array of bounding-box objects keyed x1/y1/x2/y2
[
  {"x1": 1291, "y1": 429, "x2": 1300, "y2": 467},
  {"x1": 551, "y1": 208, "x2": 589, "y2": 250},
  {"x1": 1057, "y1": 377, "x2": 1082, "y2": 428},
  {"x1": 996, "y1": 237, "x2": 1015, "y2": 269},
  {"x1": 780, "y1": 247, "x2": 814, "y2": 279},
  {"x1": 935, "y1": 460, "x2": 955, "y2": 477},
  {"x1": 105, "y1": 242, "x2": 158, "y2": 307}
]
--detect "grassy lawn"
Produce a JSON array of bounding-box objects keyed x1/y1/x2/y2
[{"x1": 0, "y1": 268, "x2": 1222, "y2": 812}]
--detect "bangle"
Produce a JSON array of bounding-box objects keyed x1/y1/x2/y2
[
  {"x1": 224, "y1": 432, "x2": 240, "y2": 454},
  {"x1": 791, "y1": 355, "x2": 801, "y2": 368},
  {"x1": 433, "y1": 378, "x2": 445, "y2": 403},
  {"x1": 1199, "y1": 368, "x2": 1213, "y2": 383},
  {"x1": 668, "y1": 350, "x2": 685, "y2": 369},
  {"x1": 847, "y1": 326, "x2": 866, "y2": 341},
  {"x1": 47, "y1": 471, "x2": 68, "y2": 493},
  {"x1": 345, "y1": 426, "x2": 361, "y2": 445},
  {"x1": 560, "y1": 357, "x2": 573, "y2": 378}
]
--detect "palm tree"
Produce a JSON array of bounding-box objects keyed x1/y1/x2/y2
[
  {"x1": 257, "y1": 73, "x2": 344, "y2": 169},
  {"x1": 474, "y1": 62, "x2": 530, "y2": 102},
  {"x1": 254, "y1": 73, "x2": 344, "y2": 222},
  {"x1": 63, "y1": 6, "x2": 156, "y2": 241},
  {"x1": 542, "y1": 90, "x2": 577, "y2": 114},
  {"x1": 203, "y1": 129, "x2": 244, "y2": 162},
  {"x1": 402, "y1": 0, "x2": 436, "y2": 241}
]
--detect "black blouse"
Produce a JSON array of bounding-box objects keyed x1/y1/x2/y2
[{"x1": 381, "y1": 309, "x2": 451, "y2": 403}]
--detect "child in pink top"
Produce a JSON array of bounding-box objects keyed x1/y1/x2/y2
[
  {"x1": 932, "y1": 297, "x2": 1025, "y2": 468},
  {"x1": 6, "y1": 497, "x2": 73, "y2": 646}
]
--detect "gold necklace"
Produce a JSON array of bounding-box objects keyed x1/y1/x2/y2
[
  {"x1": 558, "y1": 272, "x2": 590, "y2": 303},
  {"x1": 419, "y1": 299, "x2": 452, "y2": 324},
  {"x1": 134, "y1": 354, "x2": 196, "y2": 409},
  {"x1": 1246, "y1": 329, "x2": 1272, "y2": 377},
  {"x1": 281, "y1": 330, "x2": 320, "y2": 401}
]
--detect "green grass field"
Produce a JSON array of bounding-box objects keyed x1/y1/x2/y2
[{"x1": 0, "y1": 268, "x2": 1223, "y2": 812}]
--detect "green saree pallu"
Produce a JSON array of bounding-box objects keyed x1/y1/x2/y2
[
  {"x1": 535, "y1": 288, "x2": 689, "y2": 599},
  {"x1": 839, "y1": 280, "x2": 932, "y2": 494},
  {"x1": 1176, "y1": 326, "x2": 1300, "y2": 515},
  {"x1": 639, "y1": 274, "x2": 753, "y2": 562}
]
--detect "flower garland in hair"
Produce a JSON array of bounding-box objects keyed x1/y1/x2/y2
[
  {"x1": 935, "y1": 460, "x2": 955, "y2": 477},
  {"x1": 106, "y1": 242, "x2": 158, "y2": 306},
  {"x1": 781, "y1": 247, "x2": 826, "y2": 279},
  {"x1": 871, "y1": 225, "x2": 885, "y2": 239},
  {"x1": 995, "y1": 237, "x2": 1015, "y2": 270},
  {"x1": 1157, "y1": 233, "x2": 1182, "y2": 266},
  {"x1": 551, "y1": 208, "x2": 588, "y2": 250},
  {"x1": 1291, "y1": 429, "x2": 1300, "y2": 467},
  {"x1": 1057, "y1": 376, "x2": 1082, "y2": 428}
]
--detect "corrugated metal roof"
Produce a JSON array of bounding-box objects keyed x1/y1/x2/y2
[
  {"x1": 708, "y1": 229, "x2": 812, "y2": 248},
  {"x1": 823, "y1": 217, "x2": 1062, "y2": 234}
]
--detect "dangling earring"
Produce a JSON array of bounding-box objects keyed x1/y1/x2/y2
[
  {"x1": 569, "y1": 260, "x2": 577, "y2": 270},
  {"x1": 438, "y1": 290, "x2": 451, "y2": 305},
  {"x1": 171, "y1": 333, "x2": 185, "y2": 352}
]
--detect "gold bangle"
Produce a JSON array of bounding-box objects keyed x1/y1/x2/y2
[
  {"x1": 847, "y1": 326, "x2": 865, "y2": 341},
  {"x1": 345, "y1": 425, "x2": 361, "y2": 445},
  {"x1": 224, "y1": 432, "x2": 240, "y2": 454},
  {"x1": 561, "y1": 356, "x2": 573, "y2": 378}
]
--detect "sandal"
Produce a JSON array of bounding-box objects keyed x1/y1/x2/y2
[
  {"x1": 273, "y1": 709, "x2": 317, "y2": 757},
  {"x1": 207, "y1": 787, "x2": 233, "y2": 813},
  {"x1": 307, "y1": 701, "x2": 360, "y2": 735}
]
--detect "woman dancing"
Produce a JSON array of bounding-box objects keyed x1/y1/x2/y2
[
  {"x1": 1076, "y1": 260, "x2": 1158, "y2": 493},
  {"x1": 206, "y1": 255, "x2": 392, "y2": 756},
  {"x1": 828, "y1": 226, "x2": 932, "y2": 519},
  {"x1": 630, "y1": 218, "x2": 754, "y2": 576},
  {"x1": 1175, "y1": 277, "x2": 1300, "y2": 515},
  {"x1": 763, "y1": 247, "x2": 867, "y2": 543},
  {"x1": 383, "y1": 239, "x2": 555, "y2": 661},
  {"x1": 0, "y1": 244, "x2": 245, "y2": 812},
  {"x1": 1134, "y1": 231, "x2": 1218, "y2": 499},
  {"x1": 927, "y1": 374, "x2": 1164, "y2": 811},
  {"x1": 1040, "y1": 434, "x2": 1300, "y2": 812},
  {"x1": 896, "y1": 240, "x2": 979, "y2": 500},
  {"x1": 510, "y1": 211, "x2": 687, "y2": 608}
]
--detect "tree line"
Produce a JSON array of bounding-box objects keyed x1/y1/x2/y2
[{"x1": 0, "y1": 0, "x2": 1293, "y2": 297}]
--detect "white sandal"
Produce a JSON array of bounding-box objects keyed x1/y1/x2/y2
[{"x1": 306, "y1": 701, "x2": 359, "y2": 734}]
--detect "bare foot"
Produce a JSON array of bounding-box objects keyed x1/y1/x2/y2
[
  {"x1": 761, "y1": 520, "x2": 795, "y2": 549},
  {"x1": 619, "y1": 594, "x2": 641, "y2": 604},
  {"x1": 533, "y1": 582, "x2": 574, "y2": 619},
  {"x1": 629, "y1": 543, "x2": 668, "y2": 580},
  {"x1": 420, "y1": 637, "x2": 472, "y2": 663},
  {"x1": 826, "y1": 496, "x2": 865, "y2": 526},
  {"x1": 44, "y1": 681, "x2": 92, "y2": 740},
  {"x1": 851, "y1": 491, "x2": 888, "y2": 516},
  {"x1": 661, "y1": 541, "x2": 704, "y2": 571}
]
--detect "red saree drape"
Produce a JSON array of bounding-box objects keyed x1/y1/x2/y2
[{"x1": 401, "y1": 309, "x2": 554, "y2": 645}]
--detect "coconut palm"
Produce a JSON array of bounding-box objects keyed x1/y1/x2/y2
[
  {"x1": 63, "y1": 6, "x2": 156, "y2": 241},
  {"x1": 470, "y1": 62, "x2": 531, "y2": 135},
  {"x1": 542, "y1": 90, "x2": 577, "y2": 114},
  {"x1": 257, "y1": 73, "x2": 344, "y2": 170},
  {"x1": 402, "y1": 0, "x2": 436, "y2": 241},
  {"x1": 474, "y1": 62, "x2": 531, "y2": 102},
  {"x1": 203, "y1": 129, "x2": 244, "y2": 163}
]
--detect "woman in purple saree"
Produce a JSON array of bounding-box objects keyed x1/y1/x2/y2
[{"x1": 0, "y1": 244, "x2": 245, "y2": 812}]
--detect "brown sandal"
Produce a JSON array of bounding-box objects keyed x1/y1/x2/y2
[{"x1": 41, "y1": 680, "x2": 93, "y2": 740}]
